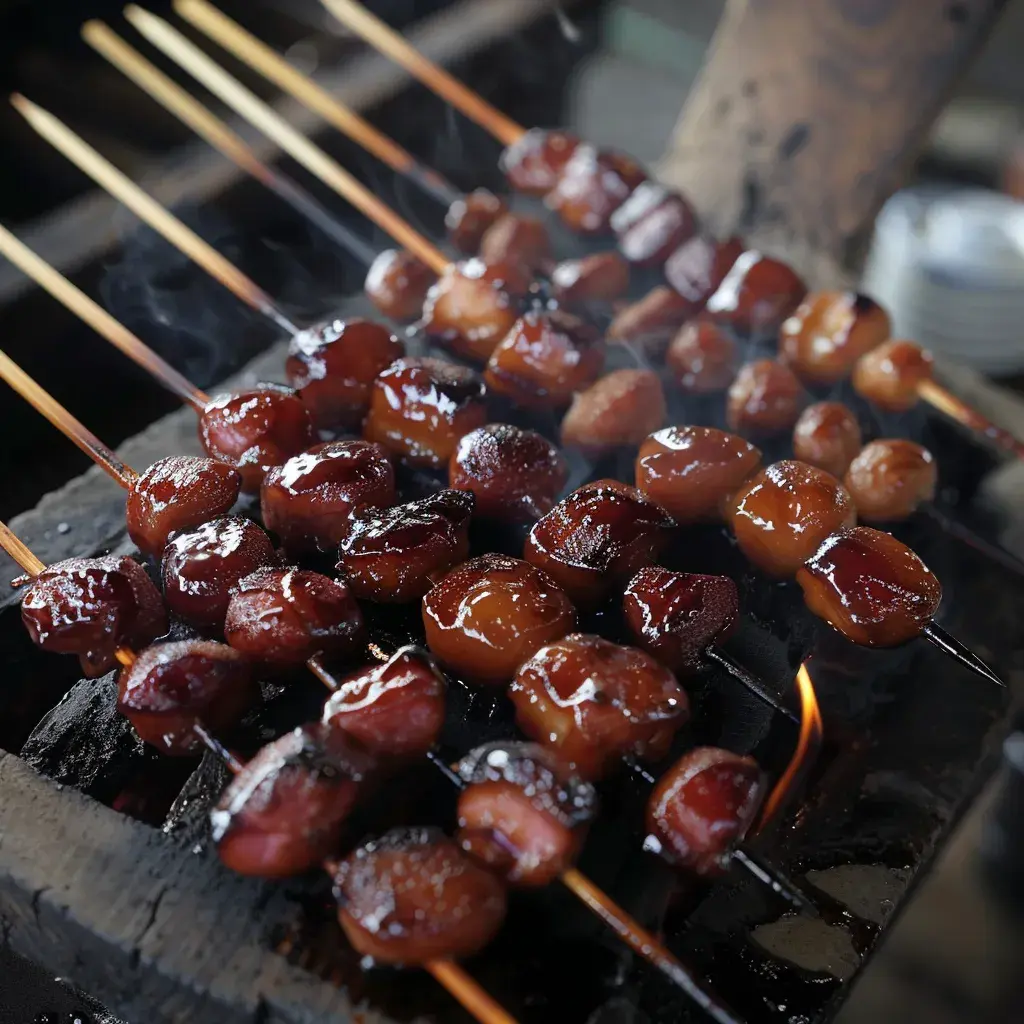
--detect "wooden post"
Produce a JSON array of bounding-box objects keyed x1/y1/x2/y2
[{"x1": 658, "y1": 0, "x2": 1010, "y2": 285}]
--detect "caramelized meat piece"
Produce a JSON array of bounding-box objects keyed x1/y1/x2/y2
[
  {"x1": 666, "y1": 317, "x2": 736, "y2": 394},
  {"x1": 449, "y1": 423, "x2": 567, "y2": 522},
  {"x1": 550, "y1": 251, "x2": 630, "y2": 307},
  {"x1": 560, "y1": 369, "x2": 667, "y2": 456},
  {"x1": 606, "y1": 285, "x2": 693, "y2": 352},
  {"x1": 420, "y1": 258, "x2": 527, "y2": 363},
  {"x1": 422, "y1": 554, "x2": 575, "y2": 685},
  {"x1": 797, "y1": 526, "x2": 942, "y2": 646},
  {"x1": 446, "y1": 188, "x2": 507, "y2": 253},
  {"x1": 260, "y1": 440, "x2": 396, "y2": 552},
  {"x1": 478, "y1": 214, "x2": 551, "y2": 274},
  {"x1": 636, "y1": 426, "x2": 762, "y2": 524},
  {"x1": 510, "y1": 633, "x2": 689, "y2": 779},
  {"x1": 852, "y1": 340, "x2": 934, "y2": 412},
  {"x1": 664, "y1": 235, "x2": 744, "y2": 310},
  {"x1": 337, "y1": 490, "x2": 473, "y2": 603},
  {"x1": 322, "y1": 645, "x2": 446, "y2": 759},
  {"x1": 334, "y1": 827, "x2": 507, "y2": 964},
  {"x1": 199, "y1": 385, "x2": 317, "y2": 492},
  {"x1": 727, "y1": 359, "x2": 805, "y2": 436},
  {"x1": 546, "y1": 144, "x2": 647, "y2": 235},
  {"x1": 117, "y1": 639, "x2": 255, "y2": 755},
  {"x1": 485, "y1": 309, "x2": 604, "y2": 408},
  {"x1": 501, "y1": 127, "x2": 581, "y2": 195},
  {"x1": 213, "y1": 724, "x2": 375, "y2": 877},
  {"x1": 456, "y1": 741, "x2": 598, "y2": 886},
  {"x1": 730, "y1": 460, "x2": 856, "y2": 577},
  {"x1": 647, "y1": 747, "x2": 766, "y2": 876},
  {"x1": 780, "y1": 291, "x2": 891, "y2": 385},
  {"x1": 525, "y1": 479, "x2": 673, "y2": 609},
  {"x1": 363, "y1": 357, "x2": 488, "y2": 468},
  {"x1": 611, "y1": 183, "x2": 697, "y2": 267},
  {"x1": 126, "y1": 455, "x2": 241, "y2": 558},
  {"x1": 792, "y1": 402, "x2": 863, "y2": 479},
  {"x1": 844, "y1": 439, "x2": 937, "y2": 522},
  {"x1": 364, "y1": 248, "x2": 437, "y2": 322},
  {"x1": 285, "y1": 318, "x2": 404, "y2": 431},
  {"x1": 705, "y1": 251, "x2": 807, "y2": 335},
  {"x1": 161, "y1": 515, "x2": 277, "y2": 628},
  {"x1": 224, "y1": 567, "x2": 363, "y2": 666},
  {"x1": 21, "y1": 555, "x2": 167, "y2": 677},
  {"x1": 624, "y1": 567, "x2": 739, "y2": 674}
]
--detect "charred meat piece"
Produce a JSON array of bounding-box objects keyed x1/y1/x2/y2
[
  {"x1": 844, "y1": 439, "x2": 937, "y2": 522},
  {"x1": 446, "y1": 189, "x2": 507, "y2": 253},
  {"x1": 792, "y1": 402, "x2": 863, "y2": 479},
  {"x1": 666, "y1": 317, "x2": 737, "y2": 394},
  {"x1": 852, "y1": 339, "x2": 934, "y2": 412},
  {"x1": 560, "y1": 369, "x2": 667, "y2": 457},
  {"x1": 365, "y1": 248, "x2": 437, "y2": 322},
  {"x1": 546, "y1": 144, "x2": 647, "y2": 235},
  {"x1": 705, "y1": 250, "x2": 807, "y2": 335},
  {"x1": 500, "y1": 127, "x2": 581, "y2": 196},
  {"x1": 727, "y1": 359, "x2": 806, "y2": 437},
  {"x1": 550, "y1": 251, "x2": 630, "y2": 307},
  {"x1": 611, "y1": 183, "x2": 697, "y2": 267}
]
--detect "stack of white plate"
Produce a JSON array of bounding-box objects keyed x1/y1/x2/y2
[{"x1": 862, "y1": 187, "x2": 1024, "y2": 376}]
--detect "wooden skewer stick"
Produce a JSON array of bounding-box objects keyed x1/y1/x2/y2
[
  {"x1": 173, "y1": 0, "x2": 460, "y2": 207},
  {"x1": 0, "y1": 350, "x2": 138, "y2": 488},
  {"x1": 317, "y1": 0, "x2": 525, "y2": 147},
  {"x1": 0, "y1": 223, "x2": 208, "y2": 411},
  {"x1": 0, "y1": 520, "x2": 46, "y2": 576},
  {"x1": 81, "y1": 21, "x2": 379, "y2": 268},
  {"x1": 126, "y1": 6, "x2": 450, "y2": 276},
  {"x1": 917, "y1": 377, "x2": 1024, "y2": 461},
  {"x1": 10, "y1": 94, "x2": 300, "y2": 337}
]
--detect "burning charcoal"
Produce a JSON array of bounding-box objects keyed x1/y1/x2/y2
[
  {"x1": 21, "y1": 555, "x2": 168, "y2": 677},
  {"x1": 509, "y1": 633, "x2": 689, "y2": 780},
  {"x1": 485, "y1": 309, "x2": 604, "y2": 408},
  {"x1": 337, "y1": 490, "x2": 473, "y2": 603},
  {"x1": 705, "y1": 250, "x2": 807, "y2": 335},
  {"x1": 224, "y1": 567, "x2": 364, "y2": 667},
  {"x1": 422, "y1": 553, "x2": 575, "y2": 685},
  {"x1": 199, "y1": 384, "x2": 317, "y2": 493},
  {"x1": 525, "y1": 480, "x2": 674, "y2": 609},
  {"x1": 664, "y1": 234, "x2": 745, "y2": 311},
  {"x1": 546, "y1": 144, "x2": 647, "y2": 235},
  {"x1": 212, "y1": 723, "x2": 375, "y2": 878},
  {"x1": 792, "y1": 402, "x2": 863, "y2": 479},
  {"x1": 500, "y1": 127, "x2": 581, "y2": 195},
  {"x1": 727, "y1": 359, "x2": 806, "y2": 437},
  {"x1": 285, "y1": 318, "x2": 404, "y2": 431},
  {"x1": 610, "y1": 183, "x2": 697, "y2": 267},
  {"x1": 420, "y1": 258, "x2": 529, "y2": 363},
  {"x1": 161, "y1": 515, "x2": 277, "y2": 628},
  {"x1": 478, "y1": 213, "x2": 551, "y2": 274},
  {"x1": 260, "y1": 440, "x2": 396, "y2": 552},
  {"x1": 333, "y1": 827, "x2": 507, "y2": 964},
  {"x1": 560, "y1": 369, "x2": 667, "y2": 457},
  {"x1": 796, "y1": 526, "x2": 942, "y2": 647},
  {"x1": 364, "y1": 248, "x2": 437, "y2": 322},
  {"x1": 446, "y1": 188, "x2": 507, "y2": 253},
  {"x1": 126, "y1": 455, "x2": 242, "y2": 558},
  {"x1": 730, "y1": 461, "x2": 856, "y2": 577},
  {"x1": 322, "y1": 645, "x2": 446, "y2": 760},
  {"x1": 852, "y1": 339, "x2": 934, "y2": 412},
  {"x1": 635, "y1": 426, "x2": 762, "y2": 524},
  {"x1": 364, "y1": 357, "x2": 489, "y2": 468},
  {"x1": 623, "y1": 567, "x2": 739, "y2": 675},
  {"x1": 117, "y1": 640, "x2": 256, "y2": 755},
  {"x1": 647, "y1": 747, "x2": 766, "y2": 876},
  {"x1": 606, "y1": 285, "x2": 692, "y2": 352},
  {"x1": 449, "y1": 423, "x2": 568, "y2": 522},
  {"x1": 844, "y1": 439, "x2": 937, "y2": 522},
  {"x1": 455, "y1": 741, "x2": 598, "y2": 886},
  {"x1": 550, "y1": 251, "x2": 630, "y2": 307},
  {"x1": 665, "y1": 316, "x2": 737, "y2": 394},
  {"x1": 780, "y1": 291, "x2": 891, "y2": 385}
]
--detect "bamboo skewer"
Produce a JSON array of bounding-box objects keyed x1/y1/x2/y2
[
  {"x1": 81, "y1": 20, "x2": 379, "y2": 268},
  {"x1": 0, "y1": 520, "x2": 46, "y2": 576},
  {"x1": 10, "y1": 94, "x2": 300, "y2": 336},
  {"x1": 917, "y1": 378, "x2": 1024, "y2": 461},
  {"x1": 173, "y1": 0, "x2": 460, "y2": 206},
  {"x1": 125, "y1": 6, "x2": 450, "y2": 276},
  {"x1": 317, "y1": 0, "x2": 525, "y2": 147},
  {"x1": 0, "y1": 223, "x2": 208, "y2": 410}
]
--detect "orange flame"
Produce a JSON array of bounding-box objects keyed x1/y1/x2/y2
[{"x1": 758, "y1": 663, "x2": 823, "y2": 828}]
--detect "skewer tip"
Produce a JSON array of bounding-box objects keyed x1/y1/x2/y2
[{"x1": 922, "y1": 621, "x2": 1006, "y2": 688}]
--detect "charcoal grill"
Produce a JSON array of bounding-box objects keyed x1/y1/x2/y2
[{"x1": 0, "y1": 2, "x2": 1023, "y2": 1024}]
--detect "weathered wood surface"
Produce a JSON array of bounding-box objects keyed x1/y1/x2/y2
[{"x1": 658, "y1": 0, "x2": 1011, "y2": 286}]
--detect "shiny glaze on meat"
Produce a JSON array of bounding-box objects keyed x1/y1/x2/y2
[
  {"x1": 550, "y1": 251, "x2": 630, "y2": 307},
  {"x1": 852, "y1": 340, "x2": 934, "y2": 412},
  {"x1": 664, "y1": 235, "x2": 744, "y2": 311},
  {"x1": 666, "y1": 317, "x2": 737, "y2": 394},
  {"x1": 606, "y1": 285, "x2": 693, "y2": 352},
  {"x1": 446, "y1": 189, "x2": 507, "y2": 253},
  {"x1": 704, "y1": 250, "x2": 807, "y2": 335},
  {"x1": 478, "y1": 214, "x2": 551, "y2": 275},
  {"x1": 792, "y1": 402, "x2": 863, "y2": 479},
  {"x1": 500, "y1": 127, "x2": 581, "y2": 195},
  {"x1": 611, "y1": 183, "x2": 697, "y2": 266},
  {"x1": 364, "y1": 248, "x2": 437, "y2": 322},
  {"x1": 844, "y1": 439, "x2": 937, "y2": 522},
  {"x1": 727, "y1": 359, "x2": 806, "y2": 436},
  {"x1": 560, "y1": 369, "x2": 667, "y2": 456}
]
